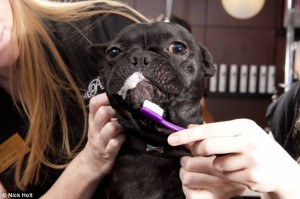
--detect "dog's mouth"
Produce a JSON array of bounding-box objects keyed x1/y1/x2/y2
[
  {"x1": 113, "y1": 72, "x2": 180, "y2": 134},
  {"x1": 106, "y1": 70, "x2": 188, "y2": 136},
  {"x1": 116, "y1": 72, "x2": 173, "y2": 110},
  {"x1": 127, "y1": 81, "x2": 175, "y2": 134},
  {"x1": 126, "y1": 80, "x2": 167, "y2": 108}
]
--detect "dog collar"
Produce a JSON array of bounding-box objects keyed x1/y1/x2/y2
[{"x1": 128, "y1": 135, "x2": 191, "y2": 158}]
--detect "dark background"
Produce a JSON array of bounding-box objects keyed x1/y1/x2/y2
[{"x1": 122, "y1": 0, "x2": 286, "y2": 128}]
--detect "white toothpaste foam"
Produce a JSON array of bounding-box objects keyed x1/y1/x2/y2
[{"x1": 117, "y1": 72, "x2": 147, "y2": 99}]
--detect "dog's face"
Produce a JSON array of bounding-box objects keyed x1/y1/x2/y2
[{"x1": 90, "y1": 22, "x2": 215, "y2": 145}]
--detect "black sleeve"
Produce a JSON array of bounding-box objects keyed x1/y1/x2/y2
[{"x1": 266, "y1": 81, "x2": 300, "y2": 159}]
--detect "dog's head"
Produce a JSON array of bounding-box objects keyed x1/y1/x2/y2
[{"x1": 90, "y1": 22, "x2": 215, "y2": 145}]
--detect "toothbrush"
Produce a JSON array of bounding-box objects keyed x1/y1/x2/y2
[{"x1": 140, "y1": 100, "x2": 185, "y2": 132}]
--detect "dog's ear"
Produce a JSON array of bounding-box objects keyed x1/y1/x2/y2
[
  {"x1": 199, "y1": 45, "x2": 215, "y2": 77},
  {"x1": 89, "y1": 44, "x2": 108, "y2": 62}
]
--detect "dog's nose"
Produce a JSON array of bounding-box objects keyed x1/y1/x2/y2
[{"x1": 130, "y1": 53, "x2": 152, "y2": 66}]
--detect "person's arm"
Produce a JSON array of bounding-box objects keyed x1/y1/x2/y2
[
  {"x1": 168, "y1": 119, "x2": 300, "y2": 199},
  {"x1": 41, "y1": 93, "x2": 125, "y2": 199},
  {"x1": 0, "y1": 180, "x2": 11, "y2": 199}
]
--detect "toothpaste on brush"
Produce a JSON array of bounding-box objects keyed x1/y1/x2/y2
[{"x1": 140, "y1": 100, "x2": 185, "y2": 132}]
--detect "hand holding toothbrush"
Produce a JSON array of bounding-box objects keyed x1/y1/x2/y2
[{"x1": 167, "y1": 119, "x2": 300, "y2": 199}]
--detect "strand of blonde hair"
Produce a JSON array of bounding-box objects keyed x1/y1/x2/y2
[{"x1": 9, "y1": 0, "x2": 148, "y2": 189}]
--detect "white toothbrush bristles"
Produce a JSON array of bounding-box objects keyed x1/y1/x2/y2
[{"x1": 143, "y1": 100, "x2": 164, "y2": 116}]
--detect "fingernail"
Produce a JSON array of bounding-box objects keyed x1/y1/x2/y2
[{"x1": 168, "y1": 134, "x2": 179, "y2": 145}]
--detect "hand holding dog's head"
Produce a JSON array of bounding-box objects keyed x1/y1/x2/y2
[{"x1": 90, "y1": 22, "x2": 215, "y2": 144}]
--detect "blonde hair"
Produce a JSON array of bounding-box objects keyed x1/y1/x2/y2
[{"x1": 9, "y1": 0, "x2": 148, "y2": 190}]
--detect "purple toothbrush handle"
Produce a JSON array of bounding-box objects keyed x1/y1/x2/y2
[
  {"x1": 140, "y1": 107, "x2": 185, "y2": 132},
  {"x1": 161, "y1": 120, "x2": 185, "y2": 132}
]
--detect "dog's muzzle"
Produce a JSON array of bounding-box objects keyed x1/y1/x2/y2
[{"x1": 117, "y1": 72, "x2": 168, "y2": 109}]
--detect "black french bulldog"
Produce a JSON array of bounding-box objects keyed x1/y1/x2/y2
[{"x1": 89, "y1": 22, "x2": 215, "y2": 199}]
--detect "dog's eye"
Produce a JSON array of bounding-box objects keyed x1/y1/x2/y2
[
  {"x1": 106, "y1": 47, "x2": 122, "y2": 59},
  {"x1": 168, "y1": 42, "x2": 187, "y2": 55}
]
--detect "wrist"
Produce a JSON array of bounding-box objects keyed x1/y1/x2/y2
[
  {"x1": 75, "y1": 149, "x2": 107, "y2": 182},
  {"x1": 41, "y1": 149, "x2": 106, "y2": 199}
]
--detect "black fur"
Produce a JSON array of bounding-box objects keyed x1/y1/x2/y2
[{"x1": 89, "y1": 22, "x2": 215, "y2": 198}]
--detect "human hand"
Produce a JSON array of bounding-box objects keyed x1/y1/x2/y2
[
  {"x1": 168, "y1": 119, "x2": 300, "y2": 197},
  {"x1": 81, "y1": 93, "x2": 125, "y2": 178},
  {"x1": 180, "y1": 155, "x2": 246, "y2": 199}
]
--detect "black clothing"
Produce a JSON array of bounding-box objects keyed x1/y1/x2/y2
[
  {"x1": 266, "y1": 81, "x2": 300, "y2": 160},
  {"x1": 0, "y1": 13, "x2": 136, "y2": 198}
]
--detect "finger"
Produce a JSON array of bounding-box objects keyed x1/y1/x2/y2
[
  {"x1": 213, "y1": 153, "x2": 248, "y2": 172},
  {"x1": 187, "y1": 124, "x2": 199, "y2": 128},
  {"x1": 98, "y1": 120, "x2": 124, "y2": 146},
  {"x1": 183, "y1": 125, "x2": 197, "y2": 150},
  {"x1": 105, "y1": 133, "x2": 126, "y2": 158},
  {"x1": 168, "y1": 119, "x2": 254, "y2": 146},
  {"x1": 182, "y1": 185, "x2": 193, "y2": 199},
  {"x1": 222, "y1": 169, "x2": 257, "y2": 190},
  {"x1": 182, "y1": 185, "x2": 215, "y2": 199},
  {"x1": 92, "y1": 106, "x2": 116, "y2": 133},
  {"x1": 180, "y1": 156, "x2": 218, "y2": 175},
  {"x1": 191, "y1": 137, "x2": 243, "y2": 156},
  {"x1": 180, "y1": 168, "x2": 228, "y2": 190},
  {"x1": 184, "y1": 143, "x2": 194, "y2": 150},
  {"x1": 89, "y1": 93, "x2": 110, "y2": 120}
]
